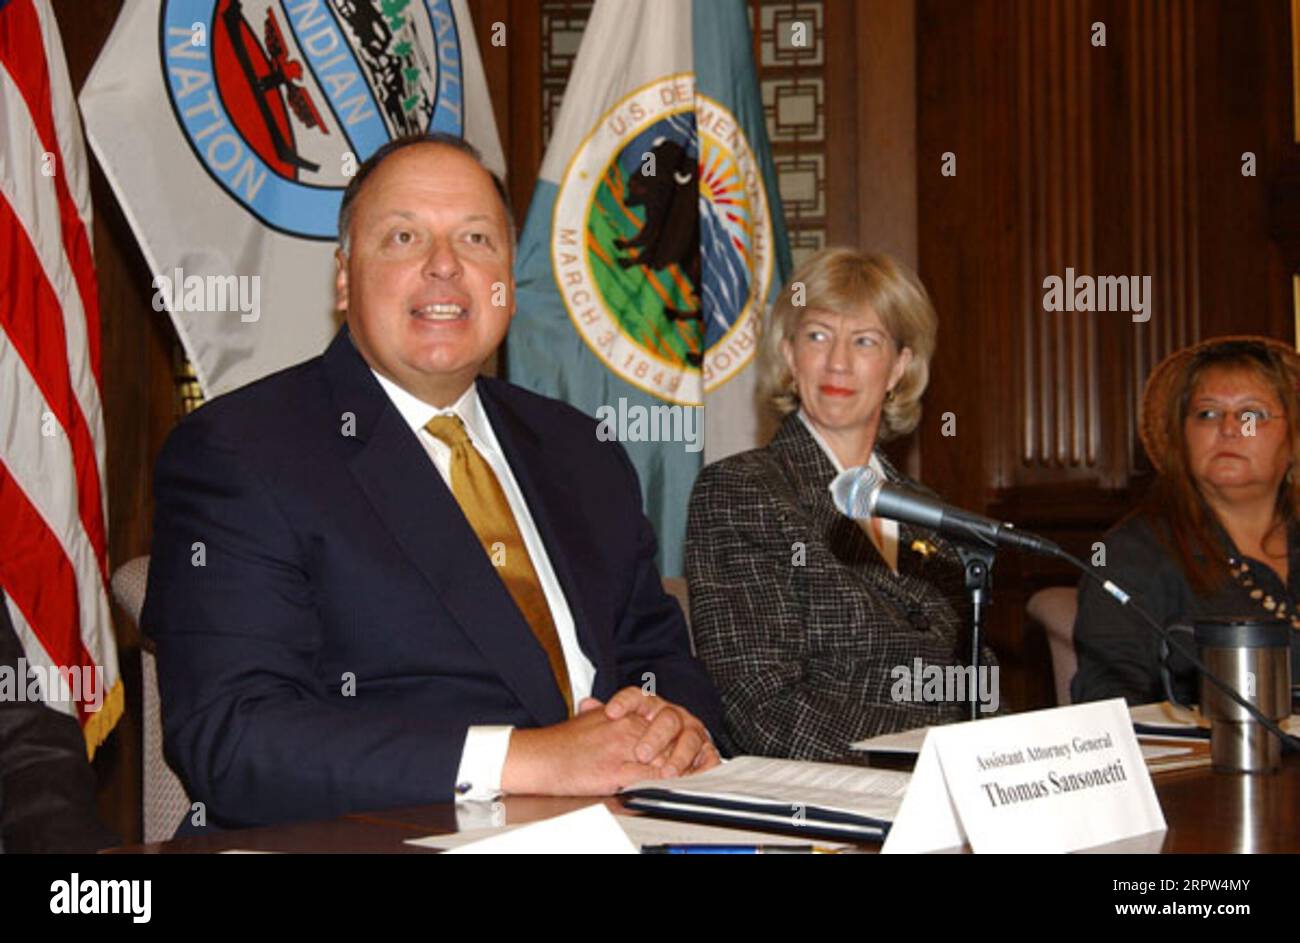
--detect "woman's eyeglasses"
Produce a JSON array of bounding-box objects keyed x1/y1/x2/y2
[{"x1": 1190, "y1": 407, "x2": 1281, "y2": 426}]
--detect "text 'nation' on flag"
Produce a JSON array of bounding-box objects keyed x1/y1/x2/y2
[
  {"x1": 507, "y1": 0, "x2": 791, "y2": 575},
  {"x1": 79, "y1": 0, "x2": 504, "y2": 400}
]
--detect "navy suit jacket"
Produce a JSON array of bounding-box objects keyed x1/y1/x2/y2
[{"x1": 142, "y1": 326, "x2": 722, "y2": 828}]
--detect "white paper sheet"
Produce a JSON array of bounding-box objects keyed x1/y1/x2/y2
[
  {"x1": 440, "y1": 804, "x2": 638, "y2": 855},
  {"x1": 622, "y1": 755, "x2": 910, "y2": 822},
  {"x1": 1128, "y1": 702, "x2": 1299, "y2": 734},
  {"x1": 407, "y1": 813, "x2": 852, "y2": 851},
  {"x1": 850, "y1": 702, "x2": 1285, "y2": 755}
]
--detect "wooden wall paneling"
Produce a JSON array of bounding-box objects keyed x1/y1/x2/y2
[
  {"x1": 482, "y1": 0, "x2": 544, "y2": 223},
  {"x1": 470, "y1": 0, "x2": 549, "y2": 221},
  {"x1": 824, "y1": 0, "x2": 859, "y2": 247},
  {"x1": 510, "y1": 1, "x2": 543, "y2": 222},
  {"x1": 1270, "y1": 0, "x2": 1300, "y2": 308},
  {"x1": 473, "y1": 0, "x2": 511, "y2": 180},
  {"x1": 916, "y1": 0, "x2": 992, "y2": 518},
  {"x1": 752, "y1": 0, "x2": 830, "y2": 267},
  {"x1": 51, "y1": 0, "x2": 174, "y2": 845},
  {"x1": 1196, "y1": 0, "x2": 1293, "y2": 344},
  {"x1": 915, "y1": 0, "x2": 1039, "y2": 707},
  {"x1": 1257, "y1": 0, "x2": 1292, "y2": 345},
  {"x1": 852, "y1": 0, "x2": 918, "y2": 271},
  {"x1": 1090, "y1": 0, "x2": 1138, "y2": 491},
  {"x1": 1124, "y1": 0, "x2": 1198, "y2": 457},
  {"x1": 1000, "y1": 0, "x2": 1101, "y2": 708},
  {"x1": 848, "y1": 0, "x2": 922, "y2": 474},
  {"x1": 1269, "y1": 0, "x2": 1300, "y2": 294},
  {"x1": 919, "y1": 0, "x2": 1294, "y2": 712},
  {"x1": 1012, "y1": 0, "x2": 1100, "y2": 493}
]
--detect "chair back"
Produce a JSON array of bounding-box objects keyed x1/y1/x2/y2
[
  {"x1": 1026, "y1": 586, "x2": 1079, "y2": 705},
  {"x1": 111, "y1": 556, "x2": 193, "y2": 843}
]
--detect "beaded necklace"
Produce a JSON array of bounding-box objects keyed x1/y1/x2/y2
[{"x1": 1227, "y1": 557, "x2": 1300, "y2": 630}]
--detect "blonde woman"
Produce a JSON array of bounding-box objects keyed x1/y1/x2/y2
[{"x1": 686, "y1": 248, "x2": 989, "y2": 760}]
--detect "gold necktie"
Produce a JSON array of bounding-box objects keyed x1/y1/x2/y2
[{"x1": 424, "y1": 414, "x2": 573, "y2": 715}]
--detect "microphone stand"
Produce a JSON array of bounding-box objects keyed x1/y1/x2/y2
[
  {"x1": 1050, "y1": 545, "x2": 1300, "y2": 754},
  {"x1": 953, "y1": 542, "x2": 996, "y2": 721},
  {"x1": 836, "y1": 467, "x2": 1298, "y2": 746},
  {"x1": 946, "y1": 529, "x2": 1299, "y2": 750}
]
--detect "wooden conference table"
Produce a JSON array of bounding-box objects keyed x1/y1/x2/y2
[{"x1": 118, "y1": 751, "x2": 1300, "y2": 853}]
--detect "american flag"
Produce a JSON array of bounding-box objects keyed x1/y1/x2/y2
[{"x1": 0, "y1": 0, "x2": 121, "y2": 756}]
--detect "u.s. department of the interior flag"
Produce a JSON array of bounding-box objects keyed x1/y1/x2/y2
[{"x1": 509, "y1": 0, "x2": 791, "y2": 574}]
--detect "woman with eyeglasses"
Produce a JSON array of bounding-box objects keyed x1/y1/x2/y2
[
  {"x1": 684, "y1": 248, "x2": 991, "y2": 759},
  {"x1": 1072, "y1": 336, "x2": 1300, "y2": 705}
]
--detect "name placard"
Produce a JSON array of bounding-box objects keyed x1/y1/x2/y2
[{"x1": 882, "y1": 699, "x2": 1166, "y2": 853}]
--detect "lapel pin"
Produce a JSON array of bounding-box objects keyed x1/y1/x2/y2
[{"x1": 910, "y1": 539, "x2": 937, "y2": 559}]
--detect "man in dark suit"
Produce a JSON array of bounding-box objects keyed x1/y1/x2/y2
[{"x1": 142, "y1": 135, "x2": 722, "y2": 829}]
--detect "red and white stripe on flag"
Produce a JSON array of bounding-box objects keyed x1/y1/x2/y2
[{"x1": 0, "y1": 0, "x2": 122, "y2": 757}]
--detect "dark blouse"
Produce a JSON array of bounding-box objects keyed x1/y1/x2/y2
[{"x1": 1071, "y1": 514, "x2": 1300, "y2": 706}]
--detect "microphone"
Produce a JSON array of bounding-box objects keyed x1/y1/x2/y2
[
  {"x1": 828, "y1": 465, "x2": 1300, "y2": 753},
  {"x1": 829, "y1": 466, "x2": 1061, "y2": 556}
]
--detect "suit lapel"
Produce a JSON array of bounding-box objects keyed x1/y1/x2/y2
[
  {"x1": 324, "y1": 328, "x2": 568, "y2": 726},
  {"x1": 770, "y1": 416, "x2": 937, "y2": 611},
  {"x1": 772, "y1": 417, "x2": 880, "y2": 566},
  {"x1": 872, "y1": 451, "x2": 930, "y2": 581},
  {"x1": 477, "y1": 380, "x2": 613, "y2": 682}
]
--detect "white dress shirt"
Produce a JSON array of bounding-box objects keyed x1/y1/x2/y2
[
  {"x1": 371, "y1": 371, "x2": 597, "y2": 800},
  {"x1": 797, "y1": 410, "x2": 899, "y2": 573}
]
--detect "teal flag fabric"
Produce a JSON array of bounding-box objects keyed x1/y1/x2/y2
[{"x1": 508, "y1": 0, "x2": 790, "y2": 575}]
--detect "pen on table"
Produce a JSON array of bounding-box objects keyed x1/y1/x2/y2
[{"x1": 641, "y1": 844, "x2": 837, "y2": 854}]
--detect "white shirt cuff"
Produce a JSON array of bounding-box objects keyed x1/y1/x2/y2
[{"x1": 453, "y1": 725, "x2": 513, "y2": 802}]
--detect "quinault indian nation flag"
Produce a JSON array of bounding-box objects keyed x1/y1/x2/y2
[
  {"x1": 79, "y1": 0, "x2": 503, "y2": 398},
  {"x1": 1, "y1": 0, "x2": 122, "y2": 754},
  {"x1": 508, "y1": 0, "x2": 791, "y2": 576}
]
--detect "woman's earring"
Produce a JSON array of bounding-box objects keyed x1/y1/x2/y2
[{"x1": 884, "y1": 388, "x2": 896, "y2": 403}]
